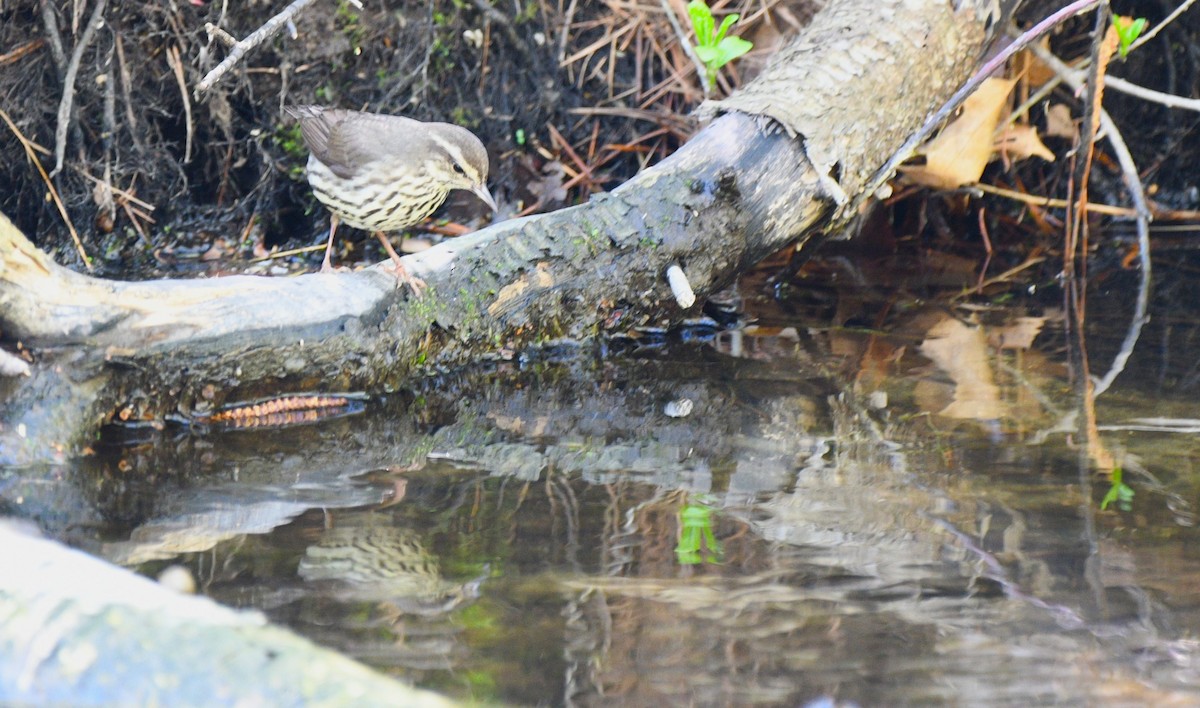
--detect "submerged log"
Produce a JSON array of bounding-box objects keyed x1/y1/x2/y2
[{"x1": 0, "y1": 0, "x2": 999, "y2": 463}]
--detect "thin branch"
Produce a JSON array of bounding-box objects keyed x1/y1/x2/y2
[
  {"x1": 51, "y1": 0, "x2": 107, "y2": 177},
  {"x1": 166, "y1": 45, "x2": 194, "y2": 163},
  {"x1": 39, "y1": 1, "x2": 67, "y2": 72},
  {"x1": 1104, "y1": 75, "x2": 1200, "y2": 112},
  {"x1": 0, "y1": 39, "x2": 46, "y2": 67},
  {"x1": 972, "y1": 184, "x2": 1134, "y2": 217},
  {"x1": 1064, "y1": 3, "x2": 1111, "y2": 278},
  {"x1": 557, "y1": 0, "x2": 578, "y2": 65},
  {"x1": 0, "y1": 109, "x2": 91, "y2": 270},
  {"x1": 113, "y1": 33, "x2": 144, "y2": 154},
  {"x1": 1092, "y1": 110, "x2": 1153, "y2": 396},
  {"x1": 194, "y1": 0, "x2": 322, "y2": 95},
  {"x1": 1127, "y1": 0, "x2": 1199, "y2": 53}
]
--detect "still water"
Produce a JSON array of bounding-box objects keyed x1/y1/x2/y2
[{"x1": 7, "y1": 263, "x2": 1200, "y2": 706}]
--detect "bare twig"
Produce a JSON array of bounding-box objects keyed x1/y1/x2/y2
[
  {"x1": 166, "y1": 45, "x2": 194, "y2": 163},
  {"x1": 113, "y1": 33, "x2": 144, "y2": 154},
  {"x1": 973, "y1": 183, "x2": 1133, "y2": 217},
  {"x1": 203, "y1": 23, "x2": 239, "y2": 48},
  {"x1": 39, "y1": 1, "x2": 67, "y2": 72},
  {"x1": 1063, "y1": 7, "x2": 1111, "y2": 278},
  {"x1": 0, "y1": 39, "x2": 46, "y2": 66},
  {"x1": 51, "y1": 0, "x2": 107, "y2": 177},
  {"x1": 78, "y1": 170, "x2": 156, "y2": 212},
  {"x1": 1102, "y1": 75, "x2": 1200, "y2": 112},
  {"x1": 1127, "y1": 0, "x2": 1199, "y2": 53},
  {"x1": 557, "y1": 0, "x2": 578, "y2": 65},
  {"x1": 195, "y1": 0, "x2": 321, "y2": 95},
  {"x1": 1090, "y1": 108, "x2": 1151, "y2": 397},
  {"x1": 1032, "y1": 45, "x2": 1153, "y2": 398},
  {"x1": 0, "y1": 109, "x2": 91, "y2": 270}
]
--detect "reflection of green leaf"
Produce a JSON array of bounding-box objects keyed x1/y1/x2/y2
[
  {"x1": 676, "y1": 501, "x2": 723, "y2": 565},
  {"x1": 462, "y1": 669, "x2": 497, "y2": 695},
  {"x1": 459, "y1": 603, "x2": 500, "y2": 637},
  {"x1": 1100, "y1": 467, "x2": 1135, "y2": 511}
]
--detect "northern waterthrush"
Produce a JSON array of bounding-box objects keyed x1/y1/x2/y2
[{"x1": 285, "y1": 105, "x2": 497, "y2": 293}]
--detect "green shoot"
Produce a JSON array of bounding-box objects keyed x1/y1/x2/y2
[
  {"x1": 1113, "y1": 14, "x2": 1148, "y2": 59},
  {"x1": 687, "y1": 0, "x2": 753, "y2": 93}
]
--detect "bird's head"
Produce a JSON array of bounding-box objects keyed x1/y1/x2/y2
[{"x1": 426, "y1": 124, "x2": 497, "y2": 213}]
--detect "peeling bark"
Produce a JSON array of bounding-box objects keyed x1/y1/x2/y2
[{"x1": 0, "y1": 0, "x2": 996, "y2": 463}]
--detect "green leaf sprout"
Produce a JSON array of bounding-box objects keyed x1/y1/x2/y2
[{"x1": 687, "y1": 0, "x2": 753, "y2": 94}]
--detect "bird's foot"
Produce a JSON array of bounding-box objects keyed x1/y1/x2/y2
[
  {"x1": 318, "y1": 261, "x2": 352, "y2": 274},
  {"x1": 385, "y1": 261, "x2": 427, "y2": 297}
]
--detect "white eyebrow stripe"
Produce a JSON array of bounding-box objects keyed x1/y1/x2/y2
[{"x1": 428, "y1": 133, "x2": 468, "y2": 169}]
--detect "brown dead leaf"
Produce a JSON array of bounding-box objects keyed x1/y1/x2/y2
[
  {"x1": 527, "y1": 160, "x2": 568, "y2": 205},
  {"x1": 200, "y1": 239, "x2": 229, "y2": 261},
  {"x1": 903, "y1": 77, "x2": 1016, "y2": 190},
  {"x1": 1044, "y1": 103, "x2": 1076, "y2": 140},
  {"x1": 1016, "y1": 40, "x2": 1057, "y2": 88},
  {"x1": 995, "y1": 124, "x2": 1055, "y2": 164}
]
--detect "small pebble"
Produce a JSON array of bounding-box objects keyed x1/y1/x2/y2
[{"x1": 157, "y1": 565, "x2": 197, "y2": 594}]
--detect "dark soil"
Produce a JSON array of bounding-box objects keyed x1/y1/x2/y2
[
  {"x1": 1, "y1": 0, "x2": 1197, "y2": 297},
  {"x1": 0, "y1": 0, "x2": 816, "y2": 277}
]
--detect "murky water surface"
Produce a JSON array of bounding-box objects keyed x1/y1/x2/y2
[{"x1": 7, "y1": 265, "x2": 1200, "y2": 706}]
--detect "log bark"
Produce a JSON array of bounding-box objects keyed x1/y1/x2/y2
[
  {"x1": 0, "y1": 0, "x2": 997, "y2": 463},
  {"x1": 0, "y1": 520, "x2": 455, "y2": 707}
]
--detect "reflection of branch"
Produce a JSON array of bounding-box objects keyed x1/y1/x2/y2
[
  {"x1": 51, "y1": 0, "x2": 107, "y2": 177},
  {"x1": 925, "y1": 513, "x2": 1087, "y2": 629},
  {"x1": 195, "y1": 0, "x2": 343, "y2": 95},
  {"x1": 1032, "y1": 46, "x2": 1151, "y2": 398}
]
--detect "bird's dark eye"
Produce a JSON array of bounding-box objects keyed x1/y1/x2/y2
[{"x1": 452, "y1": 163, "x2": 466, "y2": 175}]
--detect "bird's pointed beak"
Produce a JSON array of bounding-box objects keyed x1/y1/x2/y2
[{"x1": 473, "y1": 183, "x2": 498, "y2": 213}]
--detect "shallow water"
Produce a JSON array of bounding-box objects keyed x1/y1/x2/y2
[{"x1": 7, "y1": 260, "x2": 1200, "y2": 706}]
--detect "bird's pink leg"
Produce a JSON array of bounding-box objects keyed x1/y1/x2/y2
[
  {"x1": 374, "y1": 231, "x2": 427, "y2": 296},
  {"x1": 320, "y1": 213, "x2": 340, "y2": 273}
]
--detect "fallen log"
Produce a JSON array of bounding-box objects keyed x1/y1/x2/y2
[{"x1": 0, "y1": 0, "x2": 999, "y2": 463}]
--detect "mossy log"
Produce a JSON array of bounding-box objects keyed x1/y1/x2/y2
[{"x1": 0, "y1": 0, "x2": 998, "y2": 464}]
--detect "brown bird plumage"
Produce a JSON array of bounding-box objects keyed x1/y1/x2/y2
[{"x1": 285, "y1": 105, "x2": 496, "y2": 293}]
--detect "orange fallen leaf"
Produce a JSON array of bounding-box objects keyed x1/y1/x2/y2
[{"x1": 903, "y1": 77, "x2": 1016, "y2": 190}]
